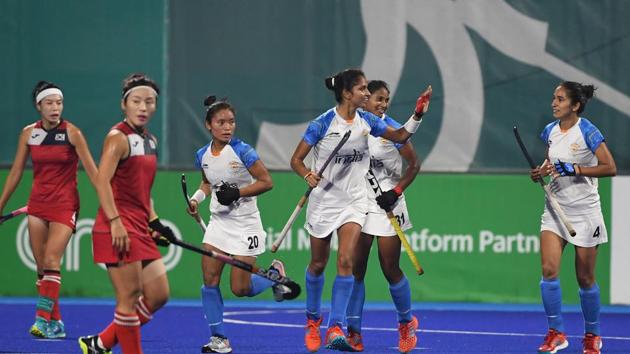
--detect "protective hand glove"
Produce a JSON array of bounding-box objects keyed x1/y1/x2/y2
[
  {"x1": 554, "y1": 160, "x2": 576, "y2": 176},
  {"x1": 414, "y1": 86, "x2": 432, "y2": 118},
  {"x1": 149, "y1": 218, "x2": 176, "y2": 246},
  {"x1": 376, "y1": 187, "x2": 402, "y2": 211},
  {"x1": 216, "y1": 182, "x2": 240, "y2": 206}
]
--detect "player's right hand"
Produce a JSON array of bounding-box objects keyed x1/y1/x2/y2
[
  {"x1": 187, "y1": 199, "x2": 199, "y2": 216},
  {"x1": 111, "y1": 219, "x2": 130, "y2": 253},
  {"x1": 304, "y1": 171, "x2": 321, "y2": 188}
]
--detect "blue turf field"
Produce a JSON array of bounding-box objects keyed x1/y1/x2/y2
[{"x1": 0, "y1": 298, "x2": 629, "y2": 353}]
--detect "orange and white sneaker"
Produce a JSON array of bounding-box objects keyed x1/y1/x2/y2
[
  {"x1": 305, "y1": 317, "x2": 322, "y2": 352},
  {"x1": 346, "y1": 329, "x2": 364, "y2": 352},
  {"x1": 398, "y1": 316, "x2": 418, "y2": 353},
  {"x1": 582, "y1": 333, "x2": 602, "y2": 354},
  {"x1": 325, "y1": 325, "x2": 353, "y2": 351},
  {"x1": 538, "y1": 329, "x2": 569, "y2": 354}
]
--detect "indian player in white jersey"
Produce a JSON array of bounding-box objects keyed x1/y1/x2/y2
[
  {"x1": 346, "y1": 80, "x2": 421, "y2": 353},
  {"x1": 529, "y1": 82, "x2": 616, "y2": 354},
  {"x1": 186, "y1": 96, "x2": 289, "y2": 354},
  {"x1": 291, "y1": 68, "x2": 431, "y2": 352}
]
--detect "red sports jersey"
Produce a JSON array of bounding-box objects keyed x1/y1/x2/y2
[
  {"x1": 92, "y1": 121, "x2": 160, "y2": 263},
  {"x1": 27, "y1": 119, "x2": 79, "y2": 228}
]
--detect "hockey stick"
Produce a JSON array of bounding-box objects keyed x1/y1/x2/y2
[
  {"x1": 366, "y1": 169, "x2": 424, "y2": 275},
  {"x1": 0, "y1": 206, "x2": 28, "y2": 225},
  {"x1": 169, "y1": 237, "x2": 301, "y2": 300},
  {"x1": 271, "y1": 130, "x2": 352, "y2": 252},
  {"x1": 181, "y1": 174, "x2": 207, "y2": 232},
  {"x1": 513, "y1": 126, "x2": 576, "y2": 236}
]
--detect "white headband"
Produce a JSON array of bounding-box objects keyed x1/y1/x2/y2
[
  {"x1": 36, "y1": 88, "x2": 63, "y2": 104},
  {"x1": 123, "y1": 85, "x2": 158, "y2": 99}
]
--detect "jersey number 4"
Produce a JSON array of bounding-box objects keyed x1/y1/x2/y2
[{"x1": 592, "y1": 226, "x2": 600, "y2": 238}]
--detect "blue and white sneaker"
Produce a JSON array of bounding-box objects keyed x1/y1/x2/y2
[
  {"x1": 29, "y1": 316, "x2": 49, "y2": 338},
  {"x1": 48, "y1": 319, "x2": 66, "y2": 339},
  {"x1": 269, "y1": 259, "x2": 289, "y2": 302}
]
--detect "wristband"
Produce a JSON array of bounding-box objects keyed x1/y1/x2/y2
[
  {"x1": 191, "y1": 189, "x2": 206, "y2": 204},
  {"x1": 393, "y1": 186, "x2": 403, "y2": 196},
  {"x1": 403, "y1": 115, "x2": 422, "y2": 134},
  {"x1": 303, "y1": 171, "x2": 314, "y2": 180},
  {"x1": 109, "y1": 215, "x2": 120, "y2": 223}
]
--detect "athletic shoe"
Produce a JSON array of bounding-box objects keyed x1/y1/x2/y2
[
  {"x1": 305, "y1": 317, "x2": 322, "y2": 352},
  {"x1": 269, "y1": 259, "x2": 289, "y2": 302},
  {"x1": 582, "y1": 333, "x2": 603, "y2": 354},
  {"x1": 398, "y1": 316, "x2": 418, "y2": 353},
  {"x1": 346, "y1": 329, "x2": 364, "y2": 352},
  {"x1": 78, "y1": 335, "x2": 112, "y2": 354},
  {"x1": 201, "y1": 336, "x2": 232, "y2": 353},
  {"x1": 47, "y1": 319, "x2": 66, "y2": 339},
  {"x1": 325, "y1": 325, "x2": 354, "y2": 351},
  {"x1": 29, "y1": 316, "x2": 48, "y2": 338},
  {"x1": 538, "y1": 329, "x2": 569, "y2": 354}
]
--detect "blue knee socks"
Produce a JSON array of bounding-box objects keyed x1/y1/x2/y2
[
  {"x1": 540, "y1": 278, "x2": 564, "y2": 332},
  {"x1": 579, "y1": 283, "x2": 601, "y2": 336},
  {"x1": 328, "y1": 275, "x2": 354, "y2": 328},
  {"x1": 201, "y1": 285, "x2": 225, "y2": 337},
  {"x1": 247, "y1": 273, "x2": 275, "y2": 297},
  {"x1": 389, "y1": 276, "x2": 413, "y2": 323},
  {"x1": 306, "y1": 270, "x2": 325, "y2": 320},
  {"x1": 346, "y1": 280, "x2": 365, "y2": 332}
]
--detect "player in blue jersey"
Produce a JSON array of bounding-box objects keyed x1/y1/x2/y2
[
  {"x1": 345, "y1": 80, "x2": 421, "y2": 353},
  {"x1": 186, "y1": 96, "x2": 287, "y2": 353},
  {"x1": 530, "y1": 82, "x2": 616, "y2": 354},
  {"x1": 290, "y1": 68, "x2": 431, "y2": 352}
]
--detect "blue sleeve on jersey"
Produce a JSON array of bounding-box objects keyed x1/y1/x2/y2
[
  {"x1": 359, "y1": 111, "x2": 388, "y2": 137},
  {"x1": 384, "y1": 115, "x2": 404, "y2": 150},
  {"x1": 303, "y1": 109, "x2": 336, "y2": 146},
  {"x1": 539, "y1": 121, "x2": 559, "y2": 146},
  {"x1": 579, "y1": 118, "x2": 605, "y2": 153},
  {"x1": 230, "y1": 138, "x2": 260, "y2": 169},
  {"x1": 195, "y1": 143, "x2": 210, "y2": 169}
]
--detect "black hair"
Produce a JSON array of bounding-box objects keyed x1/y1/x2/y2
[
  {"x1": 122, "y1": 73, "x2": 160, "y2": 102},
  {"x1": 558, "y1": 81, "x2": 596, "y2": 114},
  {"x1": 367, "y1": 80, "x2": 389, "y2": 94},
  {"x1": 204, "y1": 95, "x2": 235, "y2": 124},
  {"x1": 324, "y1": 68, "x2": 366, "y2": 103},
  {"x1": 32, "y1": 81, "x2": 61, "y2": 106}
]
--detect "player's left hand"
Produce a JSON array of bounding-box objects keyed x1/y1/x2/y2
[
  {"x1": 149, "y1": 217, "x2": 176, "y2": 246},
  {"x1": 414, "y1": 85, "x2": 432, "y2": 118},
  {"x1": 554, "y1": 160, "x2": 576, "y2": 176},
  {"x1": 216, "y1": 182, "x2": 240, "y2": 205},
  {"x1": 376, "y1": 187, "x2": 402, "y2": 211}
]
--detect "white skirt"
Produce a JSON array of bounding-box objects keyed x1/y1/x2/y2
[
  {"x1": 202, "y1": 211, "x2": 267, "y2": 256},
  {"x1": 540, "y1": 206, "x2": 608, "y2": 247},
  {"x1": 305, "y1": 200, "x2": 368, "y2": 238},
  {"x1": 362, "y1": 197, "x2": 412, "y2": 237}
]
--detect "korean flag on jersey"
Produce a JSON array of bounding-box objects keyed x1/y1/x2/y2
[
  {"x1": 541, "y1": 117, "x2": 605, "y2": 213},
  {"x1": 195, "y1": 138, "x2": 260, "y2": 217},
  {"x1": 303, "y1": 107, "x2": 388, "y2": 207}
]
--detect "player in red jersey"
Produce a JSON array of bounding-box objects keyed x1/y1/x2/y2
[
  {"x1": 0, "y1": 81, "x2": 98, "y2": 339},
  {"x1": 78, "y1": 73, "x2": 175, "y2": 354}
]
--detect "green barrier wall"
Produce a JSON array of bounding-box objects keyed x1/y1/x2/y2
[{"x1": 0, "y1": 170, "x2": 611, "y2": 304}]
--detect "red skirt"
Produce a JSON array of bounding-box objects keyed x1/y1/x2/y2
[
  {"x1": 92, "y1": 231, "x2": 161, "y2": 264},
  {"x1": 28, "y1": 204, "x2": 78, "y2": 232}
]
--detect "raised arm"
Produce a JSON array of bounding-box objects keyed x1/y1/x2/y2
[{"x1": 381, "y1": 85, "x2": 432, "y2": 144}]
